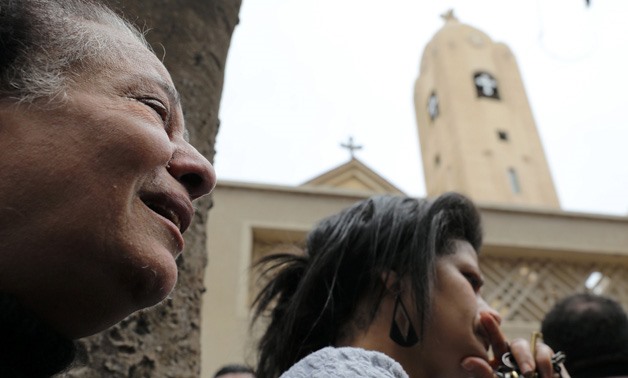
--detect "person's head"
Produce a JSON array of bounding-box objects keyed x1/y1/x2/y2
[
  {"x1": 541, "y1": 293, "x2": 628, "y2": 377},
  {"x1": 253, "y1": 193, "x2": 499, "y2": 378},
  {"x1": 0, "y1": 0, "x2": 216, "y2": 340},
  {"x1": 213, "y1": 364, "x2": 256, "y2": 378}
]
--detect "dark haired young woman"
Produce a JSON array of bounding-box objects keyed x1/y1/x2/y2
[{"x1": 253, "y1": 193, "x2": 568, "y2": 378}]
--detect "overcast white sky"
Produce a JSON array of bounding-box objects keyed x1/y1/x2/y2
[{"x1": 215, "y1": 0, "x2": 628, "y2": 216}]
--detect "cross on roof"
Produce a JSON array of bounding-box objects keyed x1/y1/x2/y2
[
  {"x1": 340, "y1": 136, "x2": 363, "y2": 159},
  {"x1": 440, "y1": 9, "x2": 458, "y2": 22}
]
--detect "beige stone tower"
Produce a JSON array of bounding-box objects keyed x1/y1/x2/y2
[{"x1": 414, "y1": 11, "x2": 560, "y2": 208}]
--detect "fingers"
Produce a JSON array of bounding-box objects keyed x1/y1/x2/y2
[
  {"x1": 480, "y1": 312, "x2": 509, "y2": 361},
  {"x1": 508, "y1": 338, "x2": 558, "y2": 378},
  {"x1": 534, "y1": 342, "x2": 554, "y2": 378},
  {"x1": 462, "y1": 312, "x2": 507, "y2": 377},
  {"x1": 509, "y1": 338, "x2": 535, "y2": 376},
  {"x1": 475, "y1": 316, "x2": 564, "y2": 378}
]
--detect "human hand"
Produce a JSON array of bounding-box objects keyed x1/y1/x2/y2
[
  {"x1": 502, "y1": 336, "x2": 569, "y2": 378},
  {"x1": 461, "y1": 312, "x2": 570, "y2": 378}
]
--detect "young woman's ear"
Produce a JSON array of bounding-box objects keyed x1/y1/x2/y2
[{"x1": 380, "y1": 271, "x2": 401, "y2": 294}]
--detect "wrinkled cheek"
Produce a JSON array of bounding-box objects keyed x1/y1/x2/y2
[
  {"x1": 118, "y1": 143, "x2": 171, "y2": 173},
  {"x1": 99, "y1": 125, "x2": 173, "y2": 174}
]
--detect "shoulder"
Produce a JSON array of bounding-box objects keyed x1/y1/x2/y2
[{"x1": 279, "y1": 346, "x2": 408, "y2": 378}]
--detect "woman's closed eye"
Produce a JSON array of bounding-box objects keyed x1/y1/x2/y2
[
  {"x1": 138, "y1": 97, "x2": 170, "y2": 125},
  {"x1": 462, "y1": 272, "x2": 484, "y2": 292}
]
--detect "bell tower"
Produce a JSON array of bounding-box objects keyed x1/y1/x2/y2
[{"x1": 414, "y1": 11, "x2": 560, "y2": 208}]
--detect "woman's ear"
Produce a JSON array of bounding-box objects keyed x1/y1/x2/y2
[{"x1": 380, "y1": 271, "x2": 401, "y2": 294}]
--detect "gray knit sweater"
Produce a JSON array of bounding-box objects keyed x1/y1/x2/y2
[{"x1": 279, "y1": 346, "x2": 409, "y2": 378}]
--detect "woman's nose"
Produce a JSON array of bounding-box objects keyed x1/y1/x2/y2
[
  {"x1": 479, "y1": 297, "x2": 502, "y2": 325},
  {"x1": 167, "y1": 143, "x2": 216, "y2": 200}
]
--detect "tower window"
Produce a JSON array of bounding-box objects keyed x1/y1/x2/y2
[
  {"x1": 434, "y1": 154, "x2": 441, "y2": 167},
  {"x1": 497, "y1": 130, "x2": 509, "y2": 141},
  {"x1": 507, "y1": 168, "x2": 521, "y2": 194},
  {"x1": 474, "y1": 72, "x2": 500, "y2": 99},
  {"x1": 428, "y1": 92, "x2": 439, "y2": 121}
]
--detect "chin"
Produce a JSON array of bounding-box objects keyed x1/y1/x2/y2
[
  {"x1": 67, "y1": 267, "x2": 178, "y2": 339},
  {"x1": 76, "y1": 243, "x2": 181, "y2": 337},
  {"x1": 127, "y1": 250, "x2": 180, "y2": 309}
]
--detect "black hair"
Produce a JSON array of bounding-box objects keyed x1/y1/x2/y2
[
  {"x1": 214, "y1": 363, "x2": 256, "y2": 378},
  {"x1": 252, "y1": 192, "x2": 482, "y2": 378},
  {"x1": 541, "y1": 292, "x2": 628, "y2": 377},
  {"x1": 0, "y1": 293, "x2": 77, "y2": 377}
]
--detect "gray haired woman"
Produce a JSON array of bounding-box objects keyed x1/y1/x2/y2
[{"x1": 0, "y1": 0, "x2": 215, "y2": 375}]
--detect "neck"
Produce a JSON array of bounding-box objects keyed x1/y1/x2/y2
[
  {"x1": 337, "y1": 294, "x2": 428, "y2": 378},
  {"x1": 0, "y1": 293, "x2": 76, "y2": 376}
]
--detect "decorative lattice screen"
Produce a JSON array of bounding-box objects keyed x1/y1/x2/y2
[{"x1": 481, "y1": 255, "x2": 628, "y2": 323}]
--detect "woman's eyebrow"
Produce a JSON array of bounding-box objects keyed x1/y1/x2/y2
[{"x1": 157, "y1": 80, "x2": 181, "y2": 107}]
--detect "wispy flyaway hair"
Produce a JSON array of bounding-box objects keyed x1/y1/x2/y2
[{"x1": 0, "y1": 0, "x2": 148, "y2": 104}]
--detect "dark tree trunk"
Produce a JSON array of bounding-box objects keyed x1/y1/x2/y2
[{"x1": 60, "y1": 1, "x2": 241, "y2": 377}]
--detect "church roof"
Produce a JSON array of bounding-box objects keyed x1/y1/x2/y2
[
  {"x1": 433, "y1": 9, "x2": 490, "y2": 40},
  {"x1": 300, "y1": 158, "x2": 404, "y2": 195}
]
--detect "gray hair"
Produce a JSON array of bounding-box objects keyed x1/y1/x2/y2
[{"x1": 0, "y1": 0, "x2": 150, "y2": 104}]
